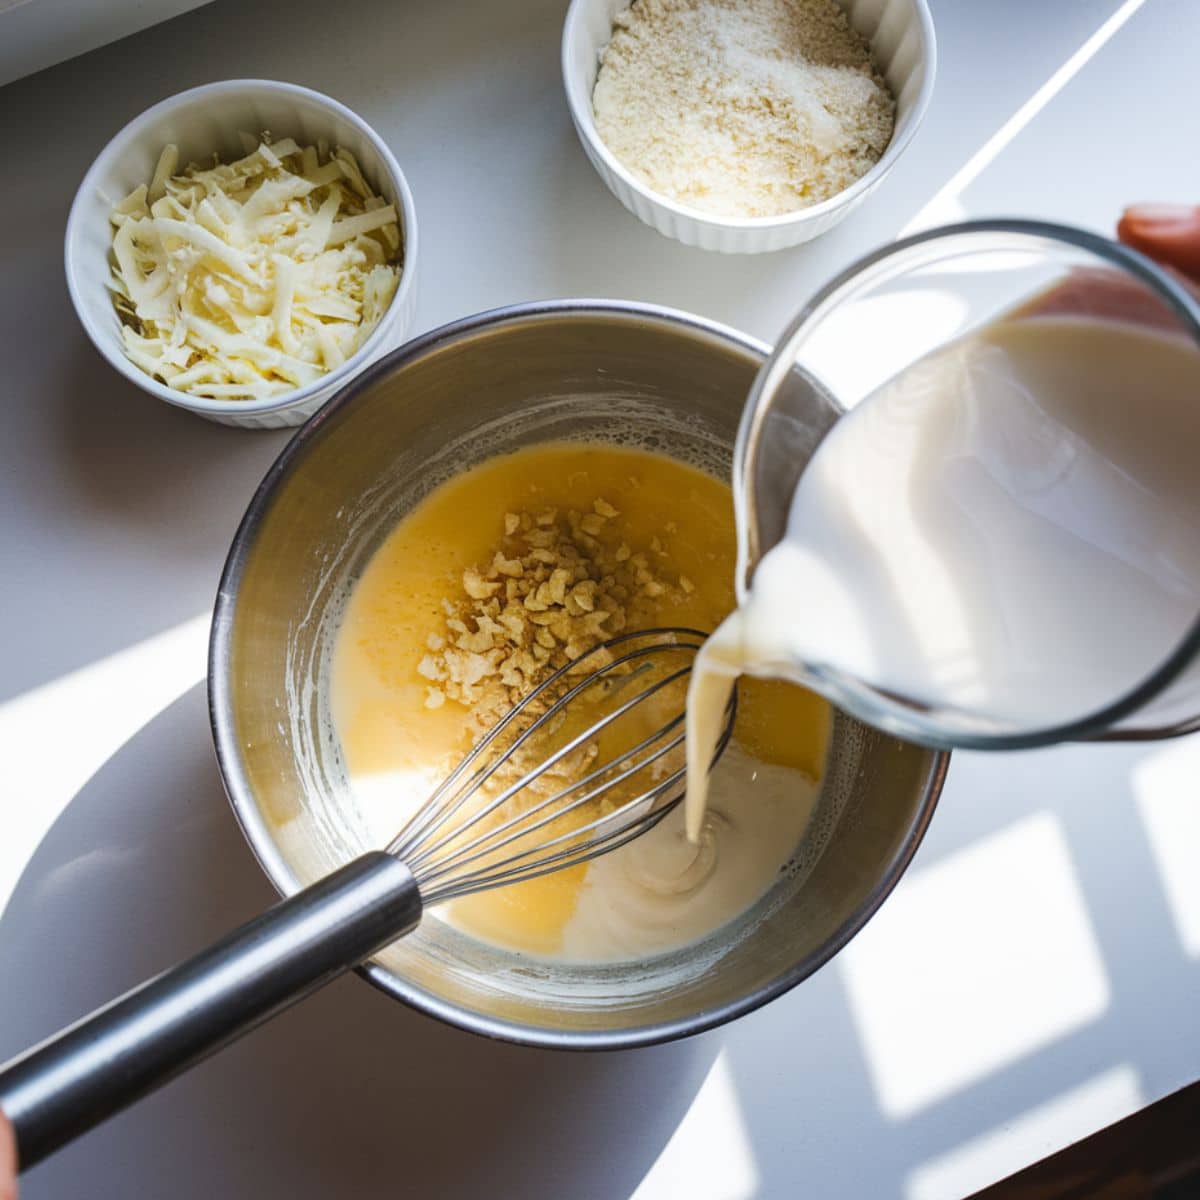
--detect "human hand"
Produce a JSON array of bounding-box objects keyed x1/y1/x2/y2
[
  {"x1": 0, "y1": 1107, "x2": 16, "y2": 1200},
  {"x1": 1012, "y1": 204, "x2": 1200, "y2": 328},
  {"x1": 1118, "y1": 204, "x2": 1200, "y2": 284}
]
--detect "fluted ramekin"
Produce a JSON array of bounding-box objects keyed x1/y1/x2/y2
[{"x1": 562, "y1": 0, "x2": 936, "y2": 255}]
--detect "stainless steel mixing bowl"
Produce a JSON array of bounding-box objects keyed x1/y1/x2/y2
[{"x1": 209, "y1": 300, "x2": 948, "y2": 1049}]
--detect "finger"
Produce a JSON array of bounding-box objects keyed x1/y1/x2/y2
[
  {"x1": 0, "y1": 1109, "x2": 16, "y2": 1200},
  {"x1": 1118, "y1": 204, "x2": 1200, "y2": 283}
]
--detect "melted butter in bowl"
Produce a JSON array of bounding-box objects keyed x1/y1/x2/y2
[{"x1": 331, "y1": 440, "x2": 831, "y2": 962}]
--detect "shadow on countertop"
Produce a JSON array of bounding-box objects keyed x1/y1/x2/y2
[{"x1": 0, "y1": 685, "x2": 715, "y2": 1200}]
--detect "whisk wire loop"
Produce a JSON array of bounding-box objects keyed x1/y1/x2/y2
[
  {"x1": 421, "y1": 784, "x2": 681, "y2": 903},
  {"x1": 409, "y1": 717, "x2": 681, "y2": 883},
  {"x1": 404, "y1": 660, "x2": 693, "y2": 875},
  {"x1": 385, "y1": 627, "x2": 736, "y2": 904},
  {"x1": 387, "y1": 632, "x2": 693, "y2": 861}
]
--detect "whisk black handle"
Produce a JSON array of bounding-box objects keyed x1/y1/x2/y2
[{"x1": 0, "y1": 852, "x2": 420, "y2": 1170}]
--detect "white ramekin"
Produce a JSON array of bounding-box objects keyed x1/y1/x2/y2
[
  {"x1": 562, "y1": 0, "x2": 936, "y2": 255},
  {"x1": 65, "y1": 79, "x2": 419, "y2": 429}
]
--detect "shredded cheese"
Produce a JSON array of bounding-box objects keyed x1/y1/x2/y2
[
  {"x1": 108, "y1": 135, "x2": 403, "y2": 401},
  {"x1": 592, "y1": 0, "x2": 895, "y2": 219}
]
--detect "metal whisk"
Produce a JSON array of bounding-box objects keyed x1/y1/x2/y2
[{"x1": 0, "y1": 628, "x2": 734, "y2": 1171}]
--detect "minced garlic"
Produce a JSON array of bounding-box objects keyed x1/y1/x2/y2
[
  {"x1": 108, "y1": 136, "x2": 401, "y2": 400},
  {"x1": 418, "y1": 497, "x2": 692, "y2": 723}
]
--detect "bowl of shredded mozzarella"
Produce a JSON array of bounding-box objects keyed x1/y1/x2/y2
[{"x1": 65, "y1": 78, "x2": 418, "y2": 428}]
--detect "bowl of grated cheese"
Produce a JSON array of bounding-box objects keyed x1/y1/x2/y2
[
  {"x1": 562, "y1": 0, "x2": 936, "y2": 254},
  {"x1": 65, "y1": 79, "x2": 418, "y2": 428}
]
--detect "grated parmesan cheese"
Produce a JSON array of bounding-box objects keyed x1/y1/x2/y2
[
  {"x1": 592, "y1": 0, "x2": 895, "y2": 219},
  {"x1": 108, "y1": 136, "x2": 402, "y2": 401}
]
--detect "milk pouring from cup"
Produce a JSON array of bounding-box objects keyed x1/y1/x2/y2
[{"x1": 687, "y1": 222, "x2": 1200, "y2": 838}]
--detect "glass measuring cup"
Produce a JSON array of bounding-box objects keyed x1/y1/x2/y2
[{"x1": 733, "y1": 219, "x2": 1200, "y2": 750}]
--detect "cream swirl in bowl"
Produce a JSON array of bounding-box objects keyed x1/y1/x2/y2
[{"x1": 561, "y1": 744, "x2": 818, "y2": 960}]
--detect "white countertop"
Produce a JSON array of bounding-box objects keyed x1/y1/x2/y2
[
  {"x1": 1, "y1": 0, "x2": 1198, "y2": 1196},
  {"x1": 0, "y1": 0, "x2": 213, "y2": 89}
]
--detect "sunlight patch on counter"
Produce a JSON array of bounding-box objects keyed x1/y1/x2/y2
[
  {"x1": 1133, "y1": 738, "x2": 1200, "y2": 958},
  {"x1": 0, "y1": 613, "x2": 210, "y2": 915},
  {"x1": 905, "y1": 1065, "x2": 1142, "y2": 1200},
  {"x1": 839, "y1": 812, "x2": 1110, "y2": 1119},
  {"x1": 631, "y1": 1050, "x2": 759, "y2": 1200},
  {"x1": 903, "y1": 0, "x2": 1149, "y2": 232}
]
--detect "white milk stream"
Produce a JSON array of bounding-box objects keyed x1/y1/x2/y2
[{"x1": 687, "y1": 313, "x2": 1200, "y2": 839}]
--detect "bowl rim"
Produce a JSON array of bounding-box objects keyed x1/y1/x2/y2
[
  {"x1": 64, "y1": 77, "x2": 419, "y2": 417},
  {"x1": 560, "y1": 0, "x2": 938, "y2": 232},
  {"x1": 208, "y1": 297, "x2": 948, "y2": 1050}
]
